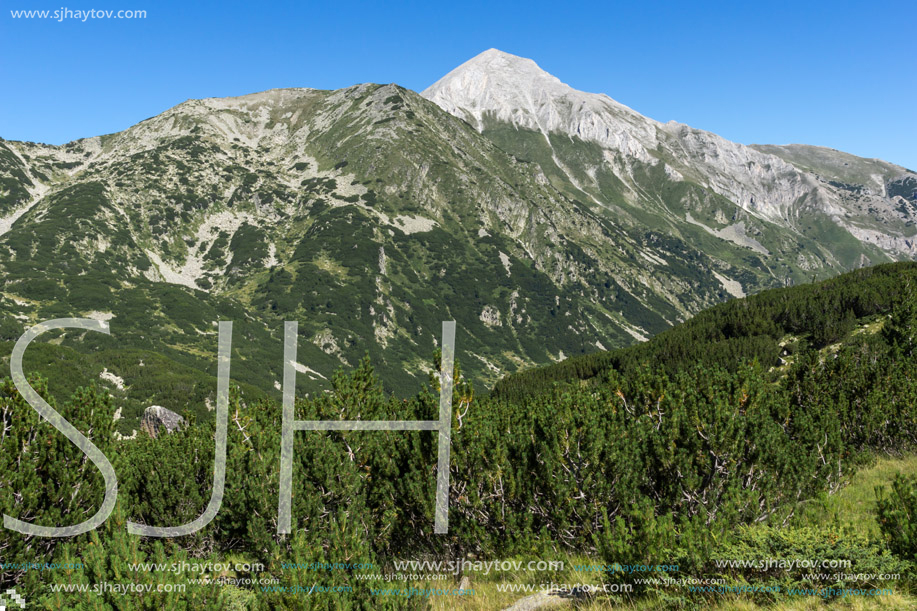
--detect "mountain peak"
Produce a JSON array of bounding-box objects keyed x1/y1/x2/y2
[
  {"x1": 423, "y1": 49, "x2": 658, "y2": 159},
  {"x1": 422, "y1": 49, "x2": 572, "y2": 126},
  {"x1": 444, "y1": 48, "x2": 562, "y2": 84}
]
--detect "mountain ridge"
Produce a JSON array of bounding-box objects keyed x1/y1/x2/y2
[
  {"x1": 0, "y1": 51, "x2": 914, "y2": 429},
  {"x1": 423, "y1": 48, "x2": 917, "y2": 256}
]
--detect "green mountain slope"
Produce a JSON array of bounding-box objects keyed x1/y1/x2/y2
[
  {"x1": 0, "y1": 53, "x2": 914, "y2": 432},
  {"x1": 0, "y1": 85, "x2": 729, "y2": 428},
  {"x1": 492, "y1": 260, "x2": 917, "y2": 401},
  {"x1": 5, "y1": 252, "x2": 916, "y2": 611},
  {"x1": 425, "y1": 50, "x2": 917, "y2": 277},
  {"x1": 0, "y1": 86, "x2": 777, "y2": 426}
]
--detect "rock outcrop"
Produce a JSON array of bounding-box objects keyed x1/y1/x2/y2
[{"x1": 140, "y1": 405, "x2": 186, "y2": 438}]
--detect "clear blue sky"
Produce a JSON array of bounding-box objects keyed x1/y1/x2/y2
[{"x1": 2, "y1": 0, "x2": 914, "y2": 169}]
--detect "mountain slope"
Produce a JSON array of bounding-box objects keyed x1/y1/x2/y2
[
  {"x1": 423, "y1": 49, "x2": 917, "y2": 270},
  {"x1": 491, "y1": 260, "x2": 917, "y2": 402},
  {"x1": 0, "y1": 83, "x2": 756, "y2": 425},
  {"x1": 0, "y1": 51, "x2": 914, "y2": 429}
]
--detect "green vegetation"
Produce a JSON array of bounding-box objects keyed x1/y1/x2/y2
[
  {"x1": 2, "y1": 83, "x2": 917, "y2": 608},
  {"x1": 492, "y1": 262, "x2": 917, "y2": 402},
  {"x1": 1, "y1": 263, "x2": 916, "y2": 608},
  {"x1": 3, "y1": 83, "x2": 912, "y2": 424},
  {"x1": 876, "y1": 474, "x2": 917, "y2": 562}
]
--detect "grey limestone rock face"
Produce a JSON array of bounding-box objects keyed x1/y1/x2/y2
[{"x1": 140, "y1": 405, "x2": 186, "y2": 438}]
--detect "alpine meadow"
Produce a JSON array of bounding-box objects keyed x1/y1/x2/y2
[{"x1": 1, "y1": 45, "x2": 916, "y2": 610}]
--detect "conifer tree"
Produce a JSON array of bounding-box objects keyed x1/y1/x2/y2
[{"x1": 883, "y1": 278, "x2": 917, "y2": 357}]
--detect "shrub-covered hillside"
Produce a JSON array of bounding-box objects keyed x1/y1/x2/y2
[
  {"x1": 492, "y1": 261, "x2": 917, "y2": 402},
  {"x1": 2, "y1": 262, "x2": 916, "y2": 609}
]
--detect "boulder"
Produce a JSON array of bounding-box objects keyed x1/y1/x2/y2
[{"x1": 140, "y1": 405, "x2": 186, "y2": 438}]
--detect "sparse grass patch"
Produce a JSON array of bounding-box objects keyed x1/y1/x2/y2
[{"x1": 794, "y1": 455, "x2": 917, "y2": 539}]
